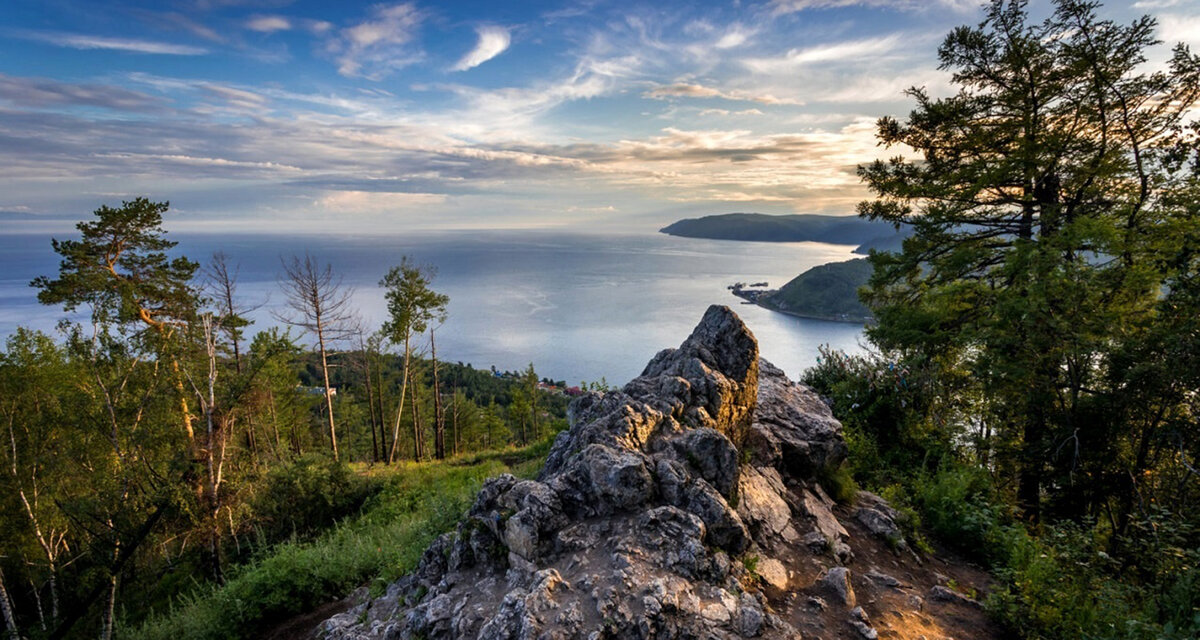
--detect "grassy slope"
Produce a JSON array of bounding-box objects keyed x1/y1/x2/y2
[
  {"x1": 760, "y1": 258, "x2": 873, "y2": 322},
  {"x1": 126, "y1": 441, "x2": 552, "y2": 640}
]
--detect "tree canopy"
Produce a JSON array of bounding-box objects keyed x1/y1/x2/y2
[
  {"x1": 857, "y1": 0, "x2": 1200, "y2": 522},
  {"x1": 32, "y1": 198, "x2": 199, "y2": 333}
]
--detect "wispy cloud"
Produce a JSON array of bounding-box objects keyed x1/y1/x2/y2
[
  {"x1": 453, "y1": 26, "x2": 512, "y2": 71},
  {"x1": 328, "y1": 3, "x2": 424, "y2": 79},
  {"x1": 0, "y1": 74, "x2": 164, "y2": 111},
  {"x1": 245, "y1": 15, "x2": 292, "y2": 33},
  {"x1": 11, "y1": 30, "x2": 208, "y2": 55},
  {"x1": 644, "y1": 82, "x2": 803, "y2": 105},
  {"x1": 742, "y1": 35, "x2": 904, "y2": 72},
  {"x1": 769, "y1": 0, "x2": 976, "y2": 14}
]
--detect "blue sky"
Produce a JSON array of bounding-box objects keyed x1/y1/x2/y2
[{"x1": 1, "y1": 0, "x2": 1197, "y2": 233}]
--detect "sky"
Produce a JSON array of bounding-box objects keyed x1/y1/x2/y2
[{"x1": 1, "y1": 0, "x2": 1198, "y2": 234}]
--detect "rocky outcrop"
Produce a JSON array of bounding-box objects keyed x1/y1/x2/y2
[{"x1": 316, "y1": 305, "x2": 997, "y2": 640}]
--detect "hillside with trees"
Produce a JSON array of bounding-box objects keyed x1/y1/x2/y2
[
  {"x1": 0, "y1": 199, "x2": 578, "y2": 639},
  {"x1": 806, "y1": 1, "x2": 1200, "y2": 639}
]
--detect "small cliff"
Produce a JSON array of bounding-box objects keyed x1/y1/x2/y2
[{"x1": 317, "y1": 306, "x2": 997, "y2": 640}]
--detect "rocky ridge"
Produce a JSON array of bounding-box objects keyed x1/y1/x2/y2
[{"x1": 317, "y1": 306, "x2": 997, "y2": 640}]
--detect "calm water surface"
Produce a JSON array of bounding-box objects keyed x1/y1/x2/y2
[{"x1": 0, "y1": 230, "x2": 865, "y2": 384}]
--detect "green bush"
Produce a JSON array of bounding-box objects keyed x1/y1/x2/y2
[{"x1": 251, "y1": 454, "x2": 380, "y2": 542}]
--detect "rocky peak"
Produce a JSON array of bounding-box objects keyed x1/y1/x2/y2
[{"x1": 318, "y1": 306, "x2": 999, "y2": 640}]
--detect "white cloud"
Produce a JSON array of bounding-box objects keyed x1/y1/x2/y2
[
  {"x1": 316, "y1": 190, "x2": 447, "y2": 213},
  {"x1": 453, "y1": 26, "x2": 512, "y2": 71},
  {"x1": 245, "y1": 15, "x2": 292, "y2": 33},
  {"x1": 1157, "y1": 13, "x2": 1200, "y2": 47},
  {"x1": 715, "y1": 24, "x2": 755, "y2": 49},
  {"x1": 329, "y1": 3, "x2": 424, "y2": 79},
  {"x1": 14, "y1": 30, "x2": 207, "y2": 55}
]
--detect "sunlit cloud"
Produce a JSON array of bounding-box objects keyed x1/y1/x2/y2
[
  {"x1": 316, "y1": 190, "x2": 447, "y2": 213},
  {"x1": 453, "y1": 26, "x2": 512, "y2": 71}
]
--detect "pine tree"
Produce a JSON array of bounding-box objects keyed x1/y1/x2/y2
[{"x1": 857, "y1": 0, "x2": 1200, "y2": 521}]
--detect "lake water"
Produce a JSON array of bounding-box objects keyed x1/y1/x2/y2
[{"x1": 0, "y1": 230, "x2": 866, "y2": 384}]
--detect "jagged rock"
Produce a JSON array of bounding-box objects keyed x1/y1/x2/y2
[
  {"x1": 818, "y1": 567, "x2": 856, "y2": 608},
  {"x1": 849, "y1": 606, "x2": 878, "y2": 639},
  {"x1": 801, "y1": 488, "x2": 849, "y2": 542},
  {"x1": 752, "y1": 359, "x2": 847, "y2": 477},
  {"x1": 681, "y1": 478, "x2": 750, "y2": 553},
  {"x1": 673, "y1": 427, "x2": 740, "y2": 498},
  {"x1": 313, "y1": 306, "x2": 993, "y2": 640},
  {"x1": 756, "y1": 557, "x2": 789, "y2": 591},
  {"x1": 855, "y1": 503, "x2": 909, "y2": 552},
  {"x1": 737, "y1": 592, "x2": 765, "y2": 637},
  {"x1": 865, "y1": 569, "x2": 903, "y2": 589},
  {"x1": 803, "y1": 530, "x2": 830, "y2": 553},
  {"x1": 737, "y1": 466, "x2": 792, "y2": 538},
  {"x1": 930, "y1": 584, "x2": 981, "y2": 607}
]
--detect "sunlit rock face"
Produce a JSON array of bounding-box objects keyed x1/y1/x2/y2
[{"x1": 317, "y1": 306, "x2": 999, "y2": 640}]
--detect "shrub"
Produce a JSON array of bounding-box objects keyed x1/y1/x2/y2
[{"x1": 251, "y1": 454, "x2": 380, "y2": 542}]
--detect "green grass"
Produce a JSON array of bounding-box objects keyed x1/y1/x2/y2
[{"x1": 124, "y1": 440, "x2": 551, "y2": 640}]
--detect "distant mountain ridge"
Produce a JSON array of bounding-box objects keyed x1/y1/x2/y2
[{"x1": 660, "y1": 213, "x2": 906, "y2": 248}]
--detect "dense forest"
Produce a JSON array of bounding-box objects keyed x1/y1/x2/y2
[
  {"x1": 0, "y1": 202, "x2": 581, "y2": 638},
  {"x1": 804, "y1": 2, "x2": 1200, "y2": 639}
]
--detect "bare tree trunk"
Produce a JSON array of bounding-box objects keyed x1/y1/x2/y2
[
  {"x1": 411, "y1": 372, "x2": 423, "y2": 461},
  {"x1": 28, "y1": 575, "x2": 45, "y2": 632},
  {"x1": 452, "y1": 390, "x2": 460, "y2": 457},
  {"x1": 0, "y1": 567, "x2": 18, "y2": 640},
  {"x1": 316, "y1": 324, "x2": 339, "y2": 461},
  {"x1": 387, "y1": 339, "x2": 411, "y2": 464},
  {"x1": 99, "y1": 535, "x2": 118, "y2": 640},
  {"x1": 431, "y1": 329, "x2": 445, "y2": 460},
  {"x1": 375, "y1": 353, "x2": 388, "y2": 461},
  {"x1": 364, "y1": 351, "x2": 380, "y2": 463},
  {"x1": 100, "y1": 572, "x2": 116, "y2": 640}
]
